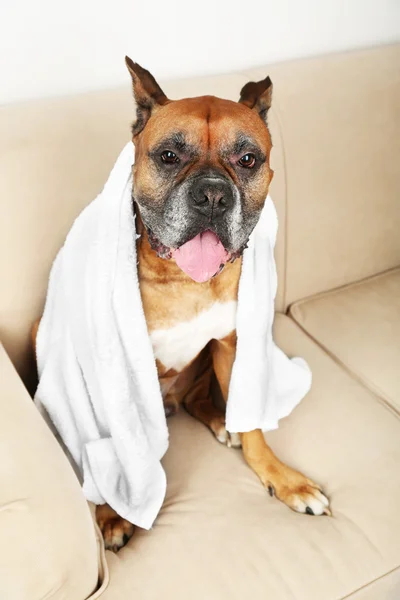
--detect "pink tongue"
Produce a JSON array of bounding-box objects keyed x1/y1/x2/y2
[{"x1": 173, "y1": 231, "x2": 229, "y2": 283}]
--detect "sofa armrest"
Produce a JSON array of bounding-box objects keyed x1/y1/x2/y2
[{"x1": 0, "y1": 344, "x2": 105, "y2": 600}]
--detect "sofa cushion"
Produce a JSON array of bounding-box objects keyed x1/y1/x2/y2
[
  {"x1": 0, "y1": 72, "x2": 286, "y2": 391},
  {"x1": 0, "y1": 344, "x2": 105, "y2": 600},
  {"x1": 98, "y1": 315, "x2": 400, "y2": 600},
  {"x1": 290, "y1": 268, "x2": 400, "y2": 412},
  {"x1": 243, "y1": 44, "x2": 400, "y2": 308}
]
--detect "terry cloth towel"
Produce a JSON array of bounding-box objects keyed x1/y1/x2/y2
[{"x1": 34, "y1": 142, "x2": 312, "y2": 530}]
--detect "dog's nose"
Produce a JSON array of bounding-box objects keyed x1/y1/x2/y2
[{"x1": 191, "y1": 177, "x2": 233, "y2": 217}]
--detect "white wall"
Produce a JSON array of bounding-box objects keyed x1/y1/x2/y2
[{"x1": 1, "y1": 0, "x2": 399, "y2": 105}]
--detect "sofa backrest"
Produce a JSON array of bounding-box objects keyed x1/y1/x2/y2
[
  {"x1": 0, "y1": 73, "x2": 265, "y2": 389},
  {"x1": 262, "y1": 43, "x2": 400, "y2": 308},
  {"x1": 0, "y1": 45, "x2": 399, "y2": 388}
]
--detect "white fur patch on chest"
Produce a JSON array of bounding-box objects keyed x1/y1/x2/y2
[{"x1": 150, "y1": 300, "x2": 237, "y2": 372}]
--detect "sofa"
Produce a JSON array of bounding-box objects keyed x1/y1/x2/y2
[{"x1": 1, "y1": 43, "x2": 399, "y2": 600}]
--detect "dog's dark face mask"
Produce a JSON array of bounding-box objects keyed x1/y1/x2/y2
[{"x1": 126, "y1": 57, "x2": 274, "y2": 279}]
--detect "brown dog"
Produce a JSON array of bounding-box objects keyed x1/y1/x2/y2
[{"x1": 35, "y1": 58, "x2": 330, "y2": 552}]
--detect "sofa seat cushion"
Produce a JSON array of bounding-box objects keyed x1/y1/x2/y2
[
  {"x1": 290, "y1": 268, "x2": 400, "y2": 412},
  {"x1": 99, "y1": 315, "x2": 400, "y2": 600}
]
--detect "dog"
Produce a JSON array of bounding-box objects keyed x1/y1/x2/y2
[{"x1": 34, "y1": 57, "x2": 330, "y2": 552}]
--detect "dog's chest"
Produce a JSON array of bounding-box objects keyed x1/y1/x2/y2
[{"x1": 149, "y1": 300, "x2": 237, "y2": 372}]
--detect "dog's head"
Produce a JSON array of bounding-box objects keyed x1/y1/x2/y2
[{"x1": 126, "y1": 57, "x2": 274, "y2": 282}]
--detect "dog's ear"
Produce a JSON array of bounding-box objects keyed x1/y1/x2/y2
[
  {"x1": 239, "y1": 76, "x2": 273, "y2": 124},
  {"x1": 125, "y1": 56, "x2": 169, "y2": 136}
]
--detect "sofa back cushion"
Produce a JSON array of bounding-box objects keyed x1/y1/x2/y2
[
  {"x1": 253, "y1": 44, "x2": 400, "y2": 308},
  {"x1": 0, "y1": 73, "x2": 260, "y2": 387}
]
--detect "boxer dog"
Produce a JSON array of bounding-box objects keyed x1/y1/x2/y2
[{"x1": 35, "y1": 58, "x2": 331, "y2": 552}]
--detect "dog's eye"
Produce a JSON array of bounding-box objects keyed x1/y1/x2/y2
[
  {"x1": 238, "y1": 153, "x2": 256, "y2": 168},
  {"x1": 161, "y1": 150, "x2": 180, "y2": 165}
]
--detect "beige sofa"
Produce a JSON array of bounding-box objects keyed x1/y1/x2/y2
[{"x1": 1, "y1": 44, "x2": 399, "y2": 600}]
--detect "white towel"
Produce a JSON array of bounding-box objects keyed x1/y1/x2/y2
[{"x1": 34, "y1": 142, "x2": 311, "y2": 529}]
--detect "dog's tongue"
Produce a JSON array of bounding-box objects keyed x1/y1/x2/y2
[{"x1": 173, "y1": 231, "x2": 229, "y2": 283}]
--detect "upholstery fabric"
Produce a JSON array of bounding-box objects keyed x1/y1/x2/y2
[{"x1": 291, "y1": 268, "x2": 400, "y2": 412}]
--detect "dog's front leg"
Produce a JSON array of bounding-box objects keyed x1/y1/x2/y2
[
  {"x1": 212, "y1": 333, "x2": 331, "y2": 517},
  {"x1": 239, "y1": 430, "x2": 331, "y2": 516},
  {"x1": 96, "y1": 504, "x2": 135, "y2": 552}
]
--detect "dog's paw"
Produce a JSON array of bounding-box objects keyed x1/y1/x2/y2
[
  {"x1": 96, "y1": 504, "x2": 135, "y2": 552},
  {"x1": 265, "y1": 469, "x2": 331, "y2": 516},
  {"x1": 213, "y1": 420, "x2": 242, "y2": 448}
]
